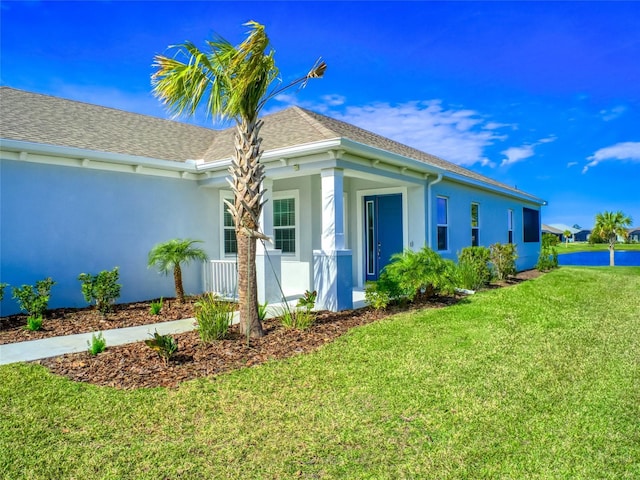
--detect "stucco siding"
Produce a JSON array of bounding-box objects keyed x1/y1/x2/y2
[
  {"x1": 0, "y1": 159, "x2": 217, "y2": 315},
  {"x1": 430, "y1": 180, "x2": 541, "y2": 270}
]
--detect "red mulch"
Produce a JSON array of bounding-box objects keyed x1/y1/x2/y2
[{"x1": 2, "y1": 271, "x2": 542, "y2": 390}]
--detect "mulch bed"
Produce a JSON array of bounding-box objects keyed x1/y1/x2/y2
[{"x1": 2, "y1": 271, "x2": 542, "y2": 390}]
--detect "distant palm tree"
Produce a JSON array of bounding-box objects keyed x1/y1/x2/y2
[
  {"x1": 592, "y1": 211, "x2": 632, "y2": 266},
  {"x1": 563, "y1": 229, "x2": 572, "y2": 247},
  {"x1": 152, "y1": 21, "x2": 325, "y2": 337},
  {"x1": 148, "y1": 239, "x2": 208, "y2": 303}
]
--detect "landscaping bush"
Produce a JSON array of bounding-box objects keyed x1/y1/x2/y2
[
  {"x1": 537, "y1": 234, "x2": 559, "y2": 272},
  {"x1": 0, "y1": 283, "x2": 8, "y2": 302},
  {"x1": 78, "y1": 267, "x2": 121, "y2": 315},
  {"x1": 457, "y1": 246, "x2": 492, "y2": 289},
  {"x1": 87, "y1": 332, "x2": 107, "y2": 356},
  {"x1": 278, "y1": 305, "x2": 315, "y2": 330},
  {"x1": 145, "y1": 331, "x2": 178, "y2": 365},
  {"x1": 149, "y1": 297, "x2": 163, "y2": 315},
  {"x1": 25, "y1": 315, "x2": 43, "y2": 332},
  {"x1": 195, "y1": 293, "x2": 235, "y2": 343},
  {"x1": 12, "y1": 277, "x2": 55, "y2": 319},
  {"x1": 364, "y1": 281, "x2": 393, "y2": 310},
  {"x1": 489, "y1": 243, "x2": 517, "y2": 281}
]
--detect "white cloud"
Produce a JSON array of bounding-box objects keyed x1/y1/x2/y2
[
  {"x1": 599, "y1": 105, "x2": 627, "y2": 122},
  {"x1": 567, "y1": 161, "x2": 578, "y2": 168},
  {"x1": 329, "y1": 100, "x2": 506, "y2": 167},
  {"x1": 500, "y1": 136, "x2": 555, "y2": 167},
  {"x1": 583, "y1": 141, "x2": 640, "y2": 173},
  {"x1": 321, "y1": 94, "x2": 346, "y2": 106}
]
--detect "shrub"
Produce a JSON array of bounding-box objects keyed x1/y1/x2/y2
[
  {"x1": 489, "y1": 243, "x2": 517, "y2": 281},
  {"x1": 279, "y1": 305, "x2": 315, "y2": 330},
  {"x1": 145, "y1": 331, "x2": 178, "y2": 365},
  {"x1": 258, "y1": 302, "x2": 269, "y2": 322},
  {"x1": 296, "y1": 290, "x2": 317, "y2": 312},
  {"x1": 457, "y1": 246, "x2": 492, "y2": 289},
  {"x1": 87, "y1": 332, "x2": 107, "y2": 355},
  {"x1": 78, "y1": 267, "x2": 122, "y2": 315},
  {"x1": 364, "y1": 281, "x2": 392, "y2": 310},
  {"x1": 542, "y1": 233, "x2": 560, "y2": 248},
  {"x1": 149, "y1": 297, "x2": 163, "y2": 315},
  {"x1": 0, "y1": 283, "x2": 8, "y2": 302},
  {"x1": 25, "y1": 315, "x2": 43, "y2": 332},
  {"x1": 382, "y1": 247, "x2": 456, "y2": 301},
  {"x1": 195, "y1": 293, "x2": 235, "y2": 343},
  {"x1": 12, "y1": 277, "x2": 55, "y2": 318}
]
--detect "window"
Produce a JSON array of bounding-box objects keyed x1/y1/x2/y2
[
  {"x1": 437, "y1": 197, "x2": 448, "y2": 251},
  {"x1": 274, "y1": 197, "x2": 296, "y2": 254},
  {"x1": 471, "y1": 203, "x2": 479, "y2": 247},
  {"x1": 223, "y1": 200, "x2": 238, "y2": 255},
  {"x1": 507, "y1": 209, "x2": 514, "y2": 244},
  {"x1": 523, "y1": 207, "x2": 540, "y2": 243}
]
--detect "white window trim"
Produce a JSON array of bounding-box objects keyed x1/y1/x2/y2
[
  {"x1": 273, "y1": 189, "x2": 300, "y2": 261},
  {"x1": 508, "y1": 209, "x2": 514, "y2": 244},
  {"x1": 220, "y1": 191, "x2": 237, "y2": 259},
  {"x1": 471, "y1": 202, "x2": 480, "y2": 246},
  {"x1": 437, "y1": 196, "x2": 449, "y2": 252}
]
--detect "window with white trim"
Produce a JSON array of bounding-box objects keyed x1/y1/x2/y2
[
  {"x1": 222, "y1": 198, "x2": 237, "y2": 256},
  {"x1": 471, "y1": 203, "x2": 479, "y2": 247},
  {"x1": 508, "y1": 209, "x2": 514, "y2": 244},
  {"x1": 273, "y1": 195, "x2": 297, "y2": 255},
  {"x1": 437, "y1": 196, "x2": 448, "y2": 251}
]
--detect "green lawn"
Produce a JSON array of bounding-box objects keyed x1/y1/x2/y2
[
  {"x1": 557, "y1": 242, "x2": 640, "y2": 254},
  {"x1": 2, "y1": 267, "x2": 639, "y2": 479}
]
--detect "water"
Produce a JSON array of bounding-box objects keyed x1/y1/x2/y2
[{"x1": 558, "y1": 250, "x2": 640, "y2": 267}]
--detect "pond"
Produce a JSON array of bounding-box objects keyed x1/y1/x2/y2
[{"x1": 558, "y1": 250, "x2": 640, "y2": 267}]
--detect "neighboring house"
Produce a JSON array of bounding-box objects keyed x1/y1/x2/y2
[
  {"x1": 573, "y1": 229, "x2": 591, "y2": 242},
  {"x1": 547, "y1": 223, "x2": 580, "y2": 243},
  {"x1": 628, "y1": 228, "x2": 640, "y2": 243},
  {"x1": 542, "y1": 224, "x2": 564, "y2": 241},
  {"x1": 0, "y1": 87, "x2": 545, "y2": 315}
]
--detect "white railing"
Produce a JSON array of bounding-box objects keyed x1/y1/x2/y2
[{"x1": 204, "y1": 260, "x2": 238, "y2": 298}]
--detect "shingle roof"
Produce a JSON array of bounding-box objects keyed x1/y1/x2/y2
[
  {"x1": 1, "y1": 87, "x2": 540, "y2": 201},
  {"x1": 0, "y1": 87, "x2": 214, "y2": 161}
]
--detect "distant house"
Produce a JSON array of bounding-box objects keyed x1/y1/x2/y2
[
  {"x1": 0, "y1": 87, "x2": 545, "y2": 315},
  {"x1": 628, "y1": 228, "x2": 640, "y2": 243},
  {"x1": 542, "y1": 224, "x2": 563, "y2": 241},
  {"x1": 573, "y1": 229, "x2": 591, "y2": 242}
]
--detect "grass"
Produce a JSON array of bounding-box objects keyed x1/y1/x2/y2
[
  {"x1": 557, "y1": 241, "x2": 640, "y2": 254},
  {"x1": 1, "y1": 267, "x2": 639, "y2": 479}
]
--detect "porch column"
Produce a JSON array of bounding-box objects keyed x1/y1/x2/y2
[
  {"x1": 313, "y1": 168, "x2": 353, "y2": 311},
  {"x1": 256, "y1": 178, "x2": 282, "y2": 304}
]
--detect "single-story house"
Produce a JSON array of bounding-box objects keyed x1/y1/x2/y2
[
  {"x1": 573, "y1": 229, "x2": 591, "y2": 242},
  {"x1": 0, "y1": 87, "x2": 545, "y2": 316},
  {"x1": 542, "y1": 224, "x2": 564, "y2": 241},
  {"x1": 628, "y1": 228, "x2": 640, "y2": 243}
]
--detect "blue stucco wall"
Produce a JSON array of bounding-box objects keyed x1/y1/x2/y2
[{"x1": 0, "y1": 159, "x2": 217, "y2": 316}]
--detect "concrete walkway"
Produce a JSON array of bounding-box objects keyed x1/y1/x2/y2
[{"x1": 0, "y1": 291, "x2": 367, "y2": 365}]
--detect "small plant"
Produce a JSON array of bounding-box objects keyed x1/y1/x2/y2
[
  {"x1": 457, "y1": 246, "x2": 492, "y2": 289},
  {"x1": 279, "y1": 305, "x2": 315, "y2": 331},
  {"x1": 364, "y1": 281, "x2": 392, "y2": 310},
  {"x1": 87, "y1": 332, "x2": 107, "y2": 355},
  {"x1": 145, "y1": 331, "x2": 178, "y2": 365},
  {"x1": 12, "y1": 277, "x2": 55, "y2": 318},
  {"x1": 25, "y1": 315, "x2": 43, "y2": 332},
  {"x1": 296, "y1": 290, "x2": 317, "y2": 312},
  {"x1": 258, "y1": 301, "x2": 269, "y2": 322},
  {"x1": 537, "y1": 234, "x2": 559, "y2": 272},
  {"x1": 0, "y1": 283, "x2": 8, "y2": 302},
  {"x1": 195, "y1": 293, "x2": 235, "y2": 343},
  {"x1": 78, "y1": 267, "x2": 121, "y2": 315},
  {"x1": 489, "y1": 243, "x2": 517, "y2": 281},
  {"x1": 149, "y1": 297, "x2": 164, "y2": 315}
]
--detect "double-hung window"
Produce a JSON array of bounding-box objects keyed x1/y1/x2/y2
[
  {"x1": 223, "y1": 199, "x2": 237, "y2": 256},
  {"x1": 507, "y1": 209, "x2": 514, "y2": 244},
  {"x1": 437, "y1": 196, "x2": 448, "y2": 251},
  {"x1": 471, "y1": 203, "x2": 479, "y2": 247},
  {"x1": 273, "y1": 196, "x2": 297, "y2": 255}
]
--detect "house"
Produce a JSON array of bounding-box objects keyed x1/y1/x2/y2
[
  {"x1": 542, "y1": 224, "x2": 564, "y2": 241},
  {"x1": 546, "y1": 223, "x2": 580, "y2": 243},
  {"x1": 628, "y1": 228, "x2": 640, "y2": 243},
  {"x1": 573, "y1": 229, "x2": 591, "y2": 242},
  {"x1": 0, "y1": 87, "x2": 545, "y2": 315}
]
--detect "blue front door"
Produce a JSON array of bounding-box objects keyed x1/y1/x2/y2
[{"x1": 364, "y1": 194, "x2": 403, "y2": 281}]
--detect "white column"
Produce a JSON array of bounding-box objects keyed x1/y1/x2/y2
[
  {"x1": 258, "y1": 178, "x2": 275, "y2": 251},
  {"x1": 314, "y1": 168, "x2": 352, "y2": 311},
  {"x1": 321, "y1": 168, "x2": 345, "y2": 251},
  {"x1": 256, "y1": 177, "x2": 282, "y2": 304}
]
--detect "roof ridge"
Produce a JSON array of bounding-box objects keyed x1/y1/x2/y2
[{"x1": 285, "y1": 106, "x2": 342, "y2": 138}]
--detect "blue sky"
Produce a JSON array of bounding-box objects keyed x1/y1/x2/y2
[{"x1": 2, "y1": 1, "x2": 639, "y2": 229}]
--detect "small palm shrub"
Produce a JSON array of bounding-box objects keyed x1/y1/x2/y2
[
  {"x1": 145, "y1": 331, "x2": 178, "y2": 365},
  {"x1": 457, "y1": 246, "x2": 492, "y2": 289},
  {"x1": 195, "y1": 293, "x2": 235, "y2": 343},
  {"x1": 12, "y1": 277, "x2": 55, "y2": 319},
  {"x1": 149, "y1": 297, "x2": 164, "y2": 315},
  {"x1": 78, "y1": 267, "x2": 121, "y2": 315},
  {"x1": 87, "y1": 332, "x2": 107, "y2": 355},
  {"x1": 25, "y1": 315, "x2": 43, "y2": 332},
  {"x1": 489, "y1": 243, "x2": 517, "y2": 281}
]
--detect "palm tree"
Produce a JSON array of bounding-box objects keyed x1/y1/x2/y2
[
  {"x1": 563, "y1": 229, "x2": 572, "y2": 247},
  {"x1": 592, "y1": 211, "x2": 632, "y2": 266},
  {"x1": 148, "y1": 239, "x2": 208, "y2": 303},
  {"x1": 152, "y1": 21, "x2": 325, "y2": 337}
]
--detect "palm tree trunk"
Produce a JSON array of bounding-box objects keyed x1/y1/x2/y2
[
  {"x1": 609, "y1": 242, "x2": 615, "y2": 267},
  {"x1": 231, "y1": 117, "x2": 265, "y2": 338},
  {"x1": 174, "y1": 264, "x2": 185, "y2": 303}
]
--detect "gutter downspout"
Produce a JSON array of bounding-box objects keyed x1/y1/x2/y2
[{"x1": 427, "y1": 174, "x2": 443, "y2": 249}]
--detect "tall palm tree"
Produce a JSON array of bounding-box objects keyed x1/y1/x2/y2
[
  {"x1": 148, "y1": 239, "x2": 208, "y2": 303},
  {"x1": 592, "y1": 211, "x2": 632, "y2": 266},
  {"x1": 152, "y1": 21, "x2": 325, "y2": 337}
]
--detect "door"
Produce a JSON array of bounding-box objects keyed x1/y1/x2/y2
[{"x1": 364, "y1": 193, "x2": 403, "y2": 281}]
